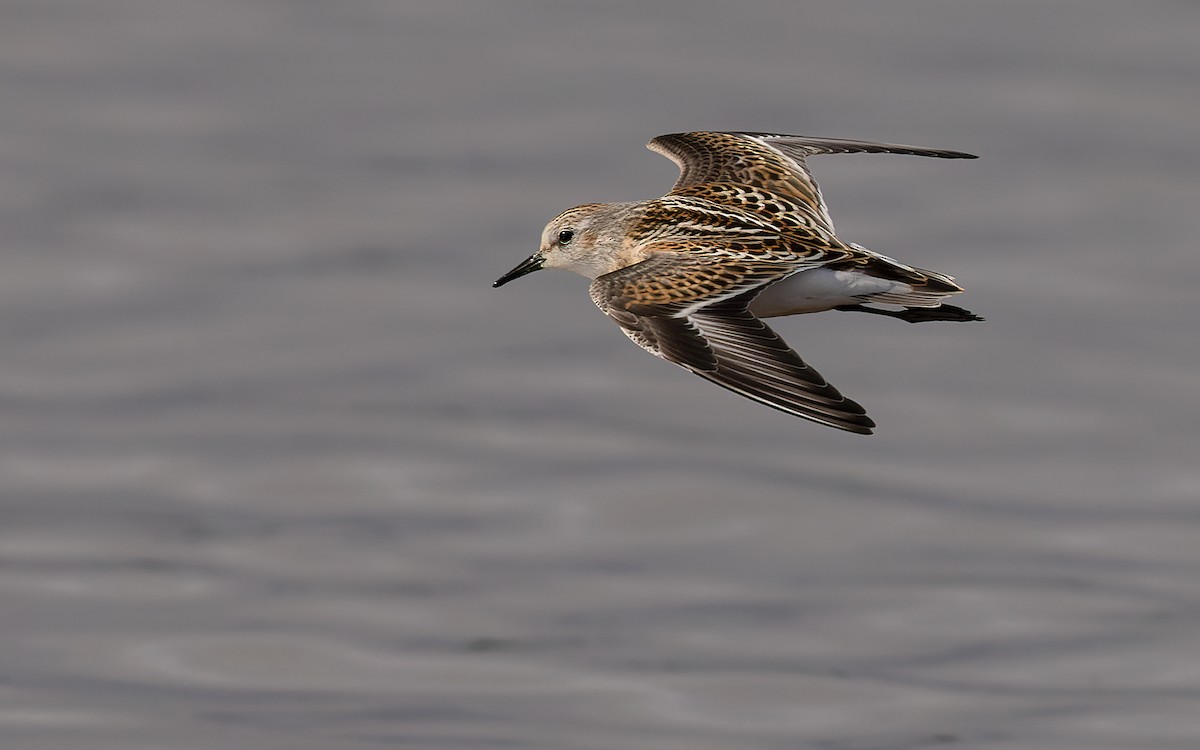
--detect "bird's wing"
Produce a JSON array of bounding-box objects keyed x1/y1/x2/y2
[
  {"x1": 648, "y1": 131, "x2": 976, "y2": 232},
  {"x1": 630, "y1": 196, "x2": 855, "y2": 266},
  {"x1": 589, "y1": 253, "x2": 875, "y2": 434}
]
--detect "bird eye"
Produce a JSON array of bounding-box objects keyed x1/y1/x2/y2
[{"x1": 558, "y1": 229, "x2": 574, "y2": 245}]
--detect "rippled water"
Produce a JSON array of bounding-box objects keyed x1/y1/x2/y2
[{"x1": 3, "y1": 1, "x2": 1199, "y2": 748}]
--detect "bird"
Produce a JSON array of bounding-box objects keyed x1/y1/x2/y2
[{"x1": 493, "y1": 131, "x2": 981, "y2": 434}]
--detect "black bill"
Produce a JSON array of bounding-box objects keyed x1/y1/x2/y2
[{"x1": 492, "y1": 253, "x2": 545, "y2": 288}]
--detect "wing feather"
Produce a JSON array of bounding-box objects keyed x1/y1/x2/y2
[
  {"x1": 591, "y1": 256, "x2": 875, "y2": 433},
  {"x1": 648, "y1": 131, "x2": 976, "y2": 231}
]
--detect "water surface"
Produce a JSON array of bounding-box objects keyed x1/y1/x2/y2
[{"x1": 2, "y1": 2, "x2": 1199, "y2": 748}]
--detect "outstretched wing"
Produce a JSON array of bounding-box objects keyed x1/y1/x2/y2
[
  {"x1": 648, "y1": 131, "x2": 976, "y2": 231},
  {"x1": 590, "y1": 253, "x2": 875, "y2": 434}
]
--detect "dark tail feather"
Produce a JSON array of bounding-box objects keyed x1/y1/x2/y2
[{"x1": 835, "y1": 303, "x2": 984, "y2": 323}]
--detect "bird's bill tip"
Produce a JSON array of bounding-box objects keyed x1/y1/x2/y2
[{"x1": 493, "y1": 253, "x2": 545, "y2": 287}]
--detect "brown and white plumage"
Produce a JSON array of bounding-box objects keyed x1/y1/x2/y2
[{"x1": 494, "y1": 131, "x2": 981, "y2": 434}]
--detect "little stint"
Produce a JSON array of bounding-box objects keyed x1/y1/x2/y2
[{"x1": 495, "y1": 131, "x2": 981, "y2": 434}]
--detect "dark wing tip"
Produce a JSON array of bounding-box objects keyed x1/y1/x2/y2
[
  {"x1": 843, "y1": 420, "x2": 876, "y2": 436},
  {"x1": 718, "y1": 374, "x2": 876, "y2": 433},
  {"x1": 680, "y1": 309, "x2": 879, "y2": 434},
  {"x1": 729, "y1": 132, "x2": 978, "y2": 161}
]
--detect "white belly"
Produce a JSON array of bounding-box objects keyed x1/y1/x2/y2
[{"x1": 749, "y1": 268, "x2": 910, "y2": 318}]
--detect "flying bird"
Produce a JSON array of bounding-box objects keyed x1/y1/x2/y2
[{"x1": 494, "y1": 131, "x2": 981, "y2": 434}]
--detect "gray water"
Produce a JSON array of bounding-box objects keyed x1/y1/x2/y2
[{"x1": 3, "y1": 1, "x2": 1199, "y2": 748}]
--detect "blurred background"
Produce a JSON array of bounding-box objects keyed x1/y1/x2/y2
[{"x1": 2, "y1": 1, "x2": 1198, "y2": 748}]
